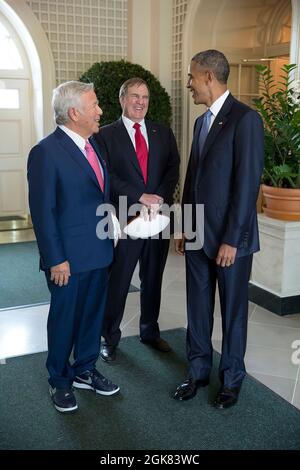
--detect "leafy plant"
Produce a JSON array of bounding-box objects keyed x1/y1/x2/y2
[
  {"x1": 253, "y1": 63, "x2": 300, "y2": 188},
  {"x1": 80, "y1": 60, "x2": 172, "y2": 127}
]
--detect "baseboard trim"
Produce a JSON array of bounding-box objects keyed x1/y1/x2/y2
[{"x1": 248, "y1": 283, "x2": 300, "y2": 316}]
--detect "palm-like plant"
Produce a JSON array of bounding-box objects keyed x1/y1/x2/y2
[{"x1": 254, "y1": 63, "x2": 300, "y2": 188}]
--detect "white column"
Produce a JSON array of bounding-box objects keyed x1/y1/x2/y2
[
  {"x1": 128, "y1": 0, "x2": 172, "y2": 95},
  {"x1": 290, "y1": 0, "x2": 300, "y2": 79},
  {"x1": 129, "y1": 0, "x2": 151, "y2": 70}
]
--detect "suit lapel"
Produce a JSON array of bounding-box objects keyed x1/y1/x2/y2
[
  {"x1": 200, "y1": 93, "x2": 234, "y2": 162},
  {"x1": 191, "y1": 117, "x2": 203, "y2": 165},
  {"x1": 145, "y1": 120, "x2": 159, "y2": 188},
  {"x1": 55, "y1": 127, "x2": 103, "y2": 193},
  {"x1": 90, "y1": 135, "x2": 109, "y2": 196},
  {"x1": 114, "y1": 118, "x2": 144, "y2": 179}
]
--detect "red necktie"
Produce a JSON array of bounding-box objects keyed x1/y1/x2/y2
[
  {"x1": 85, "y1": 141, "x2": 104, "y2": 192},
  {"x1": 133, "y1": 122, "x2": 148, "y2": 183}
]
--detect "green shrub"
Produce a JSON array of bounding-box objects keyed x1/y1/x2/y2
[{"x1": 80, "y1": 60, "x2": 172, "y2": 127}]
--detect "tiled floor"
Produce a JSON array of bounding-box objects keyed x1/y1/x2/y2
[{"x1": 1, "y1": 245, "x2": 300, "y2": 409}]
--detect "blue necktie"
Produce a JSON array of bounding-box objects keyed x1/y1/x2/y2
[{"x1": 198, "y1": 109, "x2": 212, "y2": 157}]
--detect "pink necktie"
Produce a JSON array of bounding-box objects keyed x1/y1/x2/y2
[{"x1": 85, "y1": 141, "x2": 104, "y2": 192}]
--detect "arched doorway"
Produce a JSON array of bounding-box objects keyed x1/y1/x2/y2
[
  {"x1": 0, "y1": 0, "x2": 55, "y2": 218},
  {"x1": 0, "y1": 12, "x2": 32, "y2": 217},
  {"x1": 180, "y1": 0, "x2": 292, "y2": 190}
]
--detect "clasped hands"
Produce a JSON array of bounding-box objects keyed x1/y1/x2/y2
[{"x1": 139, "y1": 193, "x2": 164, "y2": 221}]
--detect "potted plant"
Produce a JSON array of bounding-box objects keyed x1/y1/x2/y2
[{"x1": 254, "y1": 63, "x2": 300, "y2": 221}]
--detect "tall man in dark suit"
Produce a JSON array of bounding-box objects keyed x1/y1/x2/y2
[
  {"x1": 28, "y1": 81, "x2": 119, "y2": 413},
  {"x1": 174, "y1": 50, "x2": 264, "y2": 408},
  {"x1": 95, "y1": 77, "x2": 180, "y2": 361}
]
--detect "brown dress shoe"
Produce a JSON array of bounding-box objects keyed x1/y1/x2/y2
[{"x1": 140, "y1": 337, "x2": 171, "y2": 352}]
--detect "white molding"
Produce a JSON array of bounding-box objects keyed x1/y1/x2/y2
[
  {"x1": 291, "y1": 0, "x2": 300, "y2": 78},
  {"x1": 0, "y1": 0, "x2": 56, "y2": 139}
]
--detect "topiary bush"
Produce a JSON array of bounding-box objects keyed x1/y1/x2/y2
[{"x1": 80, "y1": 60, "x2": 172, "y2": 127}]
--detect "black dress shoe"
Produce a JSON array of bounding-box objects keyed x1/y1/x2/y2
[
  {"x1": 213, "y1": 387, "x2": 240, "y2": 409},
  {"x1": 140, "y1": 337, "x2": 171, "y2": 352},
  {"x1": 173, "y1": 378, "x2": 209, "y2": 401},
  {"x1": 100, "y1": 343, "x2": 117, "y2": 362}
]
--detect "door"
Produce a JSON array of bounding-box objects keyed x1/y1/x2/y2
[{"x1": 0, "y1": 78, "x2": 31, "y2": 216}]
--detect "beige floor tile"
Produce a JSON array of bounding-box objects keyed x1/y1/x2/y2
[
  {"x1": 251, "y1": 306, "x2": 300, "y2": 329},
  {"x1": 249, "y1": 371, "x2": 296, "y2": 403},
  {"x1": 247, "y1": 321, "x2": 300, "y2": 350},
  {"x1": 245, "y1": 344, "x2": 298, "y2": 380}
]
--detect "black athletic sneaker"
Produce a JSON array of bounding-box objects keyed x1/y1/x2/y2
[
  {"x1": 73, "y1": 369, "x2": 120, "y2": 396},
  {"x1": 49, "y1": 387, "x2": 78, "y2": 413}
]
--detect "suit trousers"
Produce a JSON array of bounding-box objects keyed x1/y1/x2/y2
[
  {"x1": 102, "y1": 236, "x2": 170, "y2": 346},
  {"x1": 45, "y1": 268, "x2": 109, "y2": 389},
  {"x1": 185, "y1": 248, "x2": 253, "y2": 388}
]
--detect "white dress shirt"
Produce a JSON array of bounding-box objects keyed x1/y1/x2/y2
[
  {"x1": 208, "y1": 89, "x2": 230, "y2": 131},
  {"x1": 122, "y1": 115, "x2": 149, "y2": 150},
  {"x1": 58, "y1": 125, "x2": 103, "y2": 177}
]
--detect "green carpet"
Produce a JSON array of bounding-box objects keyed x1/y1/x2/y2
[
  {"x1": 0, "y1": 329, "x2": 299, "y2": 450},
  {"x1": 0, "y1": 242, "x2": 50, "y2": 308},
  {"x1": 0, "y1": 241, "x2": 138, "y2": 309}
]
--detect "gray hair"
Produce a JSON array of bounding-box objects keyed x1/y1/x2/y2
[
  {"x1": 52, "y1": 81, "x2": 94, "y2": 125},
  {"x1": 119, "y1": 77, "x2": 149, "y2": 99},
  {"x1": 192, "y1": 50, "x2": 230, "y2": 84}
]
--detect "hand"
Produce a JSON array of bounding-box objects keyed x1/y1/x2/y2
[
  {"x1": 50, "y1": 261, "x2": 70, "y2": 286},
  {"x1": 174, "y1": 233, "x2": 185, "y2": 256},
  {"x1": 216, "y1": 244, "x2": 237, "y2": 267},
  {"x1": 149, "y1": 203, "x2": 161, "y2": 221},
  {"x1": 139, "y1": 193, "x2": 163, "y2": 208}
]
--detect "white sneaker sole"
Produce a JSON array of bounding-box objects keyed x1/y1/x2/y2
[
  {"x1": 73, "y1": 381, "x2": 120, "y2": 395},
  {"x1": 54, "y1": 403, "x2": 78, "y2": 413},
  {"x1": 49, "y1": 389, "x2": 78, "y2": 412}
]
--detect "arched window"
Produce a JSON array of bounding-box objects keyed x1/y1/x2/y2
[{"x1": 0, "y1": 20, "x2": 23, "y2": 70}]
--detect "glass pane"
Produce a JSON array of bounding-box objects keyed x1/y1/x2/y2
[
  {"x1": 228, "y1": 65, "x2": 239, "y2": 94},
  {"x1": 0, "y1": 22, "x2": 23, "y2": 70},
  {"x1": 240, "y1": 65, "x2": 259, "y2": 95},
  {"x1": 0, "y1": 89, "x2": 20, "y2": 109}
]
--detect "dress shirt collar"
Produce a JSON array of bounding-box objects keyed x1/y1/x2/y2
[
  {"x1": 209, "y1": 89, "x2": 230, "y2": 118},
  {"x1": 122, "y1": 115, "x2": 146, "y2": 133},
  {"x1": 58, "y1": 125, "x2": 87, "y2": 152}
]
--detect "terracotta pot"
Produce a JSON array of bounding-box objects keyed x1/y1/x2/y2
[{"x1": 261, "y1": 184, "x2": 300, "y2": 221}]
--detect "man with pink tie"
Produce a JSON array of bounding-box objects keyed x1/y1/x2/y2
[{"x1": 28, "y1": 81, "x2": 119, "y2": 413}]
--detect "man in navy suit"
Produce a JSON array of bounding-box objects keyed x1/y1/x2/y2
[
  {"x1": 95, "y1": 78, "x2": 180, "y2": 361},
  {"x1": 174, "y1": 50, "x2": 264, "y2": 408},
  {"x1": 28, "y1": 81, "x2": 119, "y2": 413}
]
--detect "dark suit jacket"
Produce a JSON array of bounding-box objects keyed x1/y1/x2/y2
[
  {"x1": 27, "y1": 127, "x2": 113, "y2": 274},
  {"x1": 182, "y1": 93, "x2": 264, "y2": 259},
  {"x1": 95, "y1": 118, "x2": 180, "y2": 220}
]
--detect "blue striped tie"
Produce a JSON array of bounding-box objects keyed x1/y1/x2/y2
[{"x1": 198, "y1": 109, "x2": 212, "y2": 157}]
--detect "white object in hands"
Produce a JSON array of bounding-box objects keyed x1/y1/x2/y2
[
  {"x1": 111, "y1": 212, "x2": 121, "y2": 247},
  {"x1": 123, "y1": 214, "x2": 170, "y2": 239}
]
